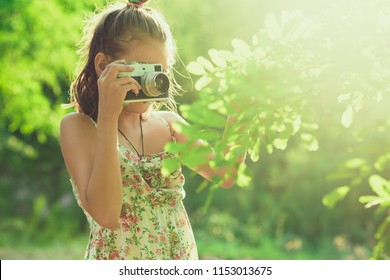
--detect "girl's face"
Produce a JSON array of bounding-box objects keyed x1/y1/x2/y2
[{"x1": 118, "y1": 37, "x2": 169, "y2": 115}]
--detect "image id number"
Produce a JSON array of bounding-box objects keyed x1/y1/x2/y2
[{"x1": 212, "y1": 266, "x2": 272, "y2": 276}]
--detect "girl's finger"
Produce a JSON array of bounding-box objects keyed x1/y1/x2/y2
[
  {"x1": 122, "y1": 82, "x2": 141, "y2": 96},
  {"x1": 99, "y1": 60, "x2": 124, "y2": 76},
  {"x1": 100, "y1": 61, "x2": 134, "y2": 79},
  {"x1": 113, "y1": 76, "x2": 141, "y2": 90}
]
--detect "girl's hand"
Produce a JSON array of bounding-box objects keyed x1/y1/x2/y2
[{"x1": 97, "y1": 60, "x2": 141, "y2": 118}]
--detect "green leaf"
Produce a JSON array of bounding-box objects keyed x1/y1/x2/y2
[
  {"x1": 164, "y1": 141, "x2": 190, "y2": 154},
  {"x1": 326, "y1": 171, "x2": 356, "y2": 181},
  {"x1": 271, "y1": 121, "x2": 287, "y2": 133},
  {"x1": 287, "y1": 13, "x2": 318, "y2": 42},
  {"x1": 236, "y1": 163, "x2": 252, "y2": 187},
  {"x1": 179, "y1": 104, "x2": 226, "y2": 128},
  {"x1": 196, "y1": 180, "x2": 210, "y2": 194},
  {"x1": 195, "y1": 76, "x2": 213, "y2": 90},
  {"x1": 369, "y1": 175, "x2": 390, "y2": 198},
  {"x1": 344, "y1": 158, "x2": 366, "y2": 169},
  {"x1": 338, "y1": 93, "x2": 351, "y2": 103},
  {"x1": 248, "y1": 137, "x2": 260, "y2": 162},
  {"x1": 341, "y1": 106, "x2": 354, "y2": 128},
  {"x1": 232, "y1": 38, "x2": 252, "y2": 60},
  {"x1": 208, "y1": 49, "x2": 227, "y2": 68},
  {"x1": 359, "y1": 195, "x2": 383, "y2": 209},
  {"x1": 219, "y1": 50, "x2": 237, "y2": 63},
  {"x1": 273, "y1": 138, "x2": 288, "y2": 150},
  {"x1": 264, "y1": 13, "x2": 282, "y2": 41},
  {"x1": 187, "y1": 61, "x2": 206, "y2": 76},
  {"x1": 161, "y1": 157, "x2": 180, "y2": 177},
  {"x1": 322, "y1": 186, "x2": 351, "y2": 208},
  {"x1": 190, "y1": 128, "x2": 221, "y2": 141},
  {"x1": 197, "y1": 56, "x2": 215, "y2": 72},
  {"x1": 300, "y1": 133, "x2": 319, "y2": 151},
  {"x1": 207, "y1": 99, "x2": 226, "y2": 112},
  {"x1": 374, "y1": 153, "x2": 390, "y2": 171},
  {"x1": 181, "y1": 145, "x2": 213, "y2": 170},
  {"x1": 292, "y1": 117, "x2": 302, "y2": 134}
]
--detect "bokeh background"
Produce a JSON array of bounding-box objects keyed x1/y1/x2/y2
[{"x1": 1, "y1": 0, "x2": 389, "y2": 259}]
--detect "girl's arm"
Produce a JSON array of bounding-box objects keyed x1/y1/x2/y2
[
  {"x1": 60, "y1": 60, "x2": 139, "y2": 229},
  {"x1": 60, "y1": 112, "x2": 123, "y2": 229}
]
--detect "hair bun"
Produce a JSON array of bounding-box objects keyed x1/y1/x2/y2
[{"x1": 127, "y1": 0, "x2": 149, "y2": 7}]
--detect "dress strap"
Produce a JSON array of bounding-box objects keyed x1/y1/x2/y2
[{"x1": 155, "y1": 115, "x2": 176, "y2": 142}]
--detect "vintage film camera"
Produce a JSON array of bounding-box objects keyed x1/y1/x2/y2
[{"x1": 117, "y1": 62, "x2": 170, "y2": 103}]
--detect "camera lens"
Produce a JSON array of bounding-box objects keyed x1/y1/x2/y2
[{"x1": 141, "y1": 72, "x2": 170, "y2": 97}]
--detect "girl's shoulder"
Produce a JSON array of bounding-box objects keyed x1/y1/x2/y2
[
  {"x1": 152, "y1": 110, "x2": 188, "y2": 126},
  {"x1": 61, "y1": 112, "x2": 96, "y2": 131},
  {"x1": 152, "y1": 111, "x2": 189, "y2": 143},
  {"x1": 60, "y1": 112, "x2": 97, "y2": 145}
]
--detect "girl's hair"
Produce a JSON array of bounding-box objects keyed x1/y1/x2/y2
[{"x1": 67, "y1": 1, "x2": 178, "y2": 121}]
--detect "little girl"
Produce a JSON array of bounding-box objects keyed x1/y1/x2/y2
[{"x1": 60, "y1": 0, "x2": 240, "y2": 260}]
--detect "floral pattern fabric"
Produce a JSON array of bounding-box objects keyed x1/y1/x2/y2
[{"x1": 71, "y1": 144, "x2": 198, "y2": 260}]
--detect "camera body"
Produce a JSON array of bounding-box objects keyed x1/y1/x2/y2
[{"x1": 117, "y1": 62, "x2": 170, "y2": 103}]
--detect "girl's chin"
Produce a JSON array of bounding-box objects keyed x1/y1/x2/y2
[{"x1": 123, "y1": 102, "x2": 152, "y2": 113}]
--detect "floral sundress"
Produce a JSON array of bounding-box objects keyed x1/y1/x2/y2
[{"x1": 70, "y1": 142, "x2": 198, "y2": 260}]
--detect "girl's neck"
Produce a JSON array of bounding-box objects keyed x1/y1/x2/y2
[{"x1": 118, "y1": 111, "x2": 143, "y2": 128}]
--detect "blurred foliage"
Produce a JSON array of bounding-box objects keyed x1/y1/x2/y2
[
  {"x1": 0, "y1": 0, "x2": 106, "y2": 245},
  {"x1": 0, "y1": 0, "x2": 389, "y2": 259},
  {"x1": 167, "y1": 0, "x2": 390, "y2": 259}
]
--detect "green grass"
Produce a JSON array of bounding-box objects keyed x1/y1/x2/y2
[
  {"x1": 197, "y1": 238, "x2": 370, "y2": 260},
  {"x1": 0, "y1": 236, "x2": 86, "y2": 260},
  {"x1": 0, "y1": 235, "x2": 371, "y2": 260}
]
